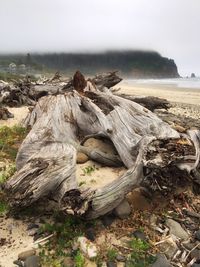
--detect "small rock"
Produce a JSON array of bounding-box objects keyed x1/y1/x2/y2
[
  {"x1": 131, "y1": 230, "x2": 147, "y2": 241},
  {"x1": 107, "y1": 262, "x2": 117, "y2": 267},
  {"x1": 63, "y1": 257, "x2": 74, "y2": 267},
  {"x1": 114, "y1": 199, "x2": 131, "y2": 219},
  {"x1": 166, "y1": 219, "x2": 189, "y2": 240},
  {"x1": 195, "y1": 230, "x2": 200, "y2": 241},
  {"x1": 77, "y1": 236, "x2": 97, "y2": 258},
  {"x1": 28, "y1": 228, "x2": 39, "y2": 236},
  {"x1": 182, "y1": 241, "x2": 195, "y2": 250},
  {"x1": 172, "y1": 124, "x2": 186, "y2": 133},
  {"x1": 85, "y1": 228, "x2": 96, "y2": 241},
  {"x1": 157, "y1": 236, "x2": 178, "y2": 259},
  {"x1": 191, "y1": 249, "x2": 200, "y2": 261},
  {"x1": 13, "y1": 260, "x2": 24, "y2": 267},
  {"x1": 18, "y1": 249, "x2": 36, "y2": 261},
  {"x1": 77, "y1": 152, "x2": 89, "y2": 164},
  {"x1": 27, "y1": 223, "x2": 39, "y2": 231},
  {"x1": 102, "y1": 214, "x2": 116, "y2": 227},
  {"x1": 84, "y1": 258, "x2": 97, "y2": 267},
  {"x1": 127, "y1": 189, "x2": 151, "y2": 211},
  {"x1": 191, "y1": 264, "x2": 200, "y2": 267},
  {"x1": 150, "y1": 254, "x2": 172, "y2": 267},
  {"x1": 116, "y1": 255, "x2": 126, "y2": 262},
  {"x1": 24, "y1": 256, "x2": 40, "y2": 267}
]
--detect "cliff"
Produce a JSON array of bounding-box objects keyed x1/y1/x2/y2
[{"x1": 0, "y1": 51, "x2": 180, "y2": 78}]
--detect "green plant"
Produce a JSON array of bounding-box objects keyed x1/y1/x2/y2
[
  {"x1": 39, "y1": 216, "x2": 85, "y2": 266},
  {"x1": 107, "y1": 248, "x2": 117, "y2": 261},
  {"x1": 74, "y1": 250, "x2": 85, "y2": 267},
  {"x1": 126, "y1": 238, "x2": 156, "y2": 267},
  {"x1": 0, "y1": 125, "x2": 28, "y2": 161},
  {"x1": 0, "y1": 164, "x2": 16, "y2": 184},
  {"x1": 79, "y1": 181, "x2": 86, "y2": 186},
  {"x1": 0, "y1": 200, "x2": 9, "y2": 215},
  {"x1": 82, "y1": 165, "x2": 96, "y2": 175}
]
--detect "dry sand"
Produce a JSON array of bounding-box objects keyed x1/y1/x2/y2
[
  {"x1": 0, "y1": 107, "x2": 29, "y2": 127},
  {"x1": 116, "y1": 81, "x2": 200, "y2": 105}
]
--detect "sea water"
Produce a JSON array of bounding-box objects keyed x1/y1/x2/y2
[{"x1": 125, "y1": 78, "x2": 200, "y2": 90}]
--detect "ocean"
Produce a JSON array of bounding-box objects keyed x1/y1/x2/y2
[{"x1": 124, "y1": 78, "x2": 200, "y2": 90}]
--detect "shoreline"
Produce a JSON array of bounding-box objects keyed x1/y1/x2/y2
[{"x1": 116, "y1": 82, "x2": 200, "y2": 106}]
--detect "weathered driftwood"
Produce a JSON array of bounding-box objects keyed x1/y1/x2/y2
[
  {"x1": 0, "y1": 72, "x2": 122, "y2": 107},
  {"x1": 116, "y1": 94, "x2": 171, "y2": 111},
  {"x1": 5, "y1": 73, "x2": 200, "y2": 219}
]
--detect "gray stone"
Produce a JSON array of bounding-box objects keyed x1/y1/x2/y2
[
  {"x1": 191, "y1": 249, "x2": 200, "y2": 261},
  {"x1": 150, "y1": 254, "x2": 172, "y2": 267},
  {"x1": 131, "y1": 230, "x2": 147, "y2": 241},
  {"x1": 102, "y1": 214, "x2": 116, "y2": 227},
  {"x1": 166, "y1": 219, "x2": 189, "y2": 240},
  {"x1": 107, "y1": 262, "x2": 117, "y2": 267},
  {"x1": 191, "y1": 264, "x2": 200, "y2": 267},
  {"x1": 27, "y1": 223, "x2": 39, "y2": 231},
  {"x1": 116, "y1": 255, "x2": 126, "y2": 262},
  {"x1": 157, "y1": 237, "x2": 178, "y2": 259},
  {"x1": 18, "y1": 249, "x2": 36, "y2": 261},
  {"x1": 13, "y1": 260, "x2": 24, "y2": 267},
  {"x1": 63, "y1": 257, "x2": 74, "y2": 267},
  {"x1": 114, "y1": 199, "x2": 131, "y2": 219},
  {"x1": 24, "y1": 256, "x2": 40, "y2": 267},
  {"x1": 195, "y1": 230, "x2": 200, "y2": 241}
]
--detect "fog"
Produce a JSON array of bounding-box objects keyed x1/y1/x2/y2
[{"x1": 0, "y1": 0, "x2": 199, "y2": 76}]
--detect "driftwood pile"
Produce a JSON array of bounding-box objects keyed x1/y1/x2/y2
[{"x1": 3, "y1": 71, "x2": 200, "y2": 219}]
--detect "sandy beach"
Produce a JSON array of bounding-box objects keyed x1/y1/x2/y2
[{"x1": 115, "y1": 81, "x2": 200, "y2": 106}]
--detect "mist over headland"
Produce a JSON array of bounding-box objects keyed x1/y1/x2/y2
[{"x1": 0, "y1": 0, "x2": 200, "y2": 76}]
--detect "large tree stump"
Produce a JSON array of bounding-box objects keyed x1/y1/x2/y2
[{"x1": 5, "y1": 73, "x2": 200, "y2": 219}]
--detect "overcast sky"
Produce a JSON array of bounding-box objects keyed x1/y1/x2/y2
[{"x1": 0, "y1": 0, "x2": 199, "y2": 76}]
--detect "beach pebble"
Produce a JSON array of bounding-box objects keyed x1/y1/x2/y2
[
  {"x1": 77, "y1": 152, "x2": 89, "y2": 164},
  {"x1": 63, "y1": 257, "x2": 74, "y2": 267},
  {"x1": 18, "y1": 249, "x2": 36, "y2": 261},
  {"x1": 191, "y1": 249, "x2": 200, "y2": 261},
  {"x1": 13, "y1": 260, "x2": 24, "y2": 267},
  {"x1": 131, "y1": 230, "x2": 147, "y2": 241},
  {"x1": 85, "y1": 228, "x2": 96, "y2": 241},
  {"x1": 114, "y1": 199, "x2": 131, "y2": 219},
  {"x1": 166, "y1": 219, "x2": 189, "y2": 240},
  {"x1": 27, "y1": 223, "x2": 39, "y2": 231},
  {"x1": 195, "y1": 230, "x2": 200, "y2": 241},
  {"x1": 157, "y1": 236, "x2": 178, "y2": 259},
  {"x1": 77, "y1": 236, "x2": 97, "y2": 258},
  {"x1": 116, "y1": 255, "x2": 126, "y2": 262},
  {"x1": 102, "y1": 214, "x2": 116, "y2": 227},
  {"x1": 24, "y1": 255, "x2": 40, "y2": 267},
  {"x1": 150, "y1": 254, "x2": 172, "y2": 267},
  {"x1": 107, "y1": 262, "x2": 117, "y2": 267}
]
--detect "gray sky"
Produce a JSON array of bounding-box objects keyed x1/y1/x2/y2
[{"x1": 0, "y1": 0, "x2": 199, "y2": 76}]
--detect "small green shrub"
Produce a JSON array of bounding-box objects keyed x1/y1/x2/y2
[
  {"x1": 82, "y1": 165, "x2": 96, "y2": 175},
  {"x1": 74, "y1": 250, "x2": 85, "y2": 267},
  {"x1": 107, "y1": 248, "x2": 117, "y2": 261},
  {"x1": 126, "y1": 238, "x2": 156, "y2": 267}
]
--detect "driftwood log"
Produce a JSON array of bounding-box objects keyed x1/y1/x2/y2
[
  {"x1": 0, "y1": 71, "x2": 122, "y2": 108},
  {"x1": 4, "y1": 72, "x2": 200, "y2": 219},
  {"x1": 117, "y1": 94, "x2": 171, "y2": 111}
]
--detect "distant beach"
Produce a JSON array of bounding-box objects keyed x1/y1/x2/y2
[{"x1": 117, "y1": 78, "x2": 200, "y2": 106}]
